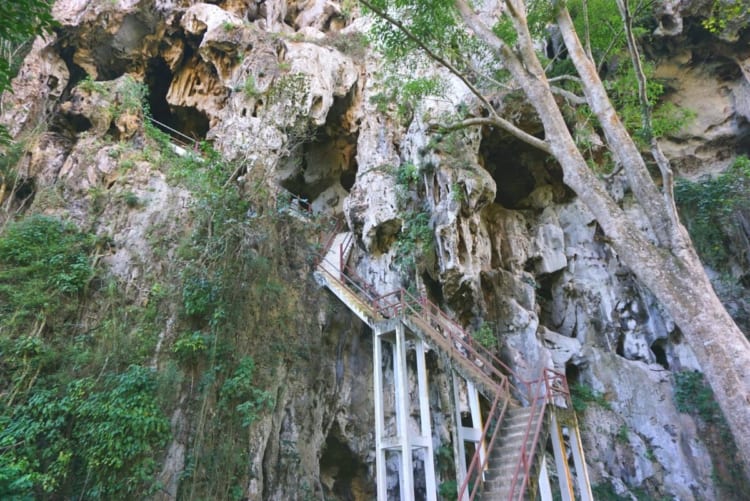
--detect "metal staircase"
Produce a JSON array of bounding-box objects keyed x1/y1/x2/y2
[{"x1": 314, "y1": 224, "x2": 591, "y2": 500}]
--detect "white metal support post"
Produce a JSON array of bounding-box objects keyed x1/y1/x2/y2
[
  {"x1": 373, "y1": 329, "x2": 387, "y2": 501},
  {"x1": 538, "y1": 455, "x2": 554, "y2": 501},
  {"x1": 393, "y1": 323, "x2": 415, "y2": 500},
  {"x1": 550, "y1": 413, "x2": 574, "y2": 501},
  {"x1": 466, "y1": 381, "x2": 486, "y2": 474},
  {"x1": 452, "y1": 374, "x2": 469, "y2": 501},
  {"x1": 415, "y1": 338, "x2": 437, "y2": 501},
  {"x1": 569, "y1": 421, "x2": 593, "y2": 501}
]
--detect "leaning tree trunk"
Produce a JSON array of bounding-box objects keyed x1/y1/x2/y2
[{"x1": 456, "y1": 0, "x2": 750, "y2": 479}]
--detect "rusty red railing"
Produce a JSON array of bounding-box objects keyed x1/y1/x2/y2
[{"x1": 315, "y1": 225, "x2": 569, "y2": 500}]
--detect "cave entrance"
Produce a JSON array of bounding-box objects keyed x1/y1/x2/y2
[
  {"x1": 144, "y1": 57, "x2": 209, "y2": 143},
  {"x1": 277, "y1": 88, "x2": 359, "y2": 214},
  {"x1": 320, "y1": 424, "x2": 373, "y2": 500},
  {"x1": 651, "y1": 339, "x2": 669, "y2": 369},
  {"x1": 479, "y1": 128, "x2": 567, "y2": 209}
]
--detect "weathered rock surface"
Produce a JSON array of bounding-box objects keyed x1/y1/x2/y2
[{"x1": 2, "y1": 0, "x2": 749, "y2": 499}]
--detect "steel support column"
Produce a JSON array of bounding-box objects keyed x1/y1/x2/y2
[
  {"x1": 373, "y1": 329, "x2": 387, "y2": 501},
  {"x1": 550, "y1": 413, "x2": 574, "y2": 501},
  {"x1": 415, "y1": 338, "x2": 437, "y2": 501}
]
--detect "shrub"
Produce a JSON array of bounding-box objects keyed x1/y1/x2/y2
[
  {"x1": 0, "y1": 215, "x2": 95, "y2": 331},
  {"x1": 570, "y1": 383, "x2": 611, "y2": 413},
  {"x1": 674, "y1": 155, "x2": 750, "y2": 270}
]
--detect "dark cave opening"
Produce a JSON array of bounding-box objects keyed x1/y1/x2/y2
[
  {"x1": 479, "y1": 131, "x2": 540, "y2": 208},
  {"x1": 565, "y1": 363, "x2": 580, "y2": 387},
  {"x1": 616, "y1": 333, "x2": 626, "y2": 358},
  {"x1": 278, "y1": 89, "x2": 359, "y2": 213},
  {"x1": 68, "y1": 114, "x2": 92, "y2": 133},
  {"x1": 478, "y1": 128, "x2": 570, "y2": 209},
  {"x1": 144, "y1": 56, "x2": 209, "y2": 142},
  {"x1": 651, "y1": 339, "x2": 669, "y2": 369},
  {"x1": 320, "y1": 425, "x2": 373, "y2": 501}
]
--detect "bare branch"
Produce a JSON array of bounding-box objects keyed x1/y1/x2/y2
[
  {"x1": 428, "y1": 116, "x2": 551, "y2": 154},
  {"x1": 551, "y1": 85, "x2": 587, "y2": 105}
]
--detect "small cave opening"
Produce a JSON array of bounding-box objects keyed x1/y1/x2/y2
[
  {"x1": 278, "y1": 89, "x2": 359, "y2": 213},
  {"x1": 479, "y1": 131, "x2": 539, "y2": 208},
  {"x1": 320, "y1": 425, "x2": 374, "y2": 501},
  {"x1": 144, "y1": 57, "x2": 209, "y2": 142},
  {"x1": 479, "y1": 128, "x2": 569, "y2": 209},
  {"x1": 58, "y1": 45, "x2": 88, "y2": 98},
  {"x1": 68, "y1": 114, "x2": 93, "y2": 133},
  {"x1": 616, "y1": 333, "x2": 625, "y2": 358},
  {"x1": 651, "y1": 339, "x2": 669, "y2": 369},
  {"x1": 565, "y1": 363, "x2": 580, "y2": 388},
  {"x1": 421, "y1": 271, "x2": 444, "y2": 306}
]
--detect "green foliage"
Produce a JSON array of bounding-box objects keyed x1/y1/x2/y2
[
  {"x1": 0, "y1": 0, "x2": 56, "y2": 96},
  {"x1": 394, "y1": 209, "x2": 433, "y2": 274},
  {"x1": 78, "y1": 75, "x2": 107, "y2": 95},
  {"x1": 327, "y1": 31, "x2": 370, "y2": 59},
  {"x1": 113, "y1": 76, "x2": 147, "y2": 118},
  {"x1": 172, "y1": 331, "x2": 210, "y2": 365},
  {"x1": 0, "y1": 215, "x2": 95, "y2": 332},
  {"x1": 219, "y1": 357, "x2": 274, "y2": 427},
  {"x1": 673, "y1": 370, "x2": 721, "y2": 423},
  {"x1": 370, "y1": 75, "x2": 445, "y2": 124},
  {"x1": 591, "y1": 482, "x2": 629, "y2": 501},
  {"x1": 366, "y1": 0, "x2": 464, "y2": 62},
  {"x1": 604, "y1": 62, "x2": 693, "y2": 143},
  {"x1": 438, "y1": 479, "x2": 458, "y2": 501},
  {"x1": 0, "y1": 365, "x2": 169, "y2": 499},
  {"x1": 396, "y1": 162, "x2": 420, "y2": 187},
  {"x1": 702, "y1": 0, "x2": 749, "y2": 34},
  {"x1": 570, "y1": 383, "x2": 611, "y2": 412},
  {"x1": 674, "y1": 155, "x2": 750, "y2": 269},
  {"x1": 616, "y1": 424, "x2": 629, "y2": 444},
  {"x1": 243, "y1": 75, "x2": 261, "y2": 98},
  {"x1": 472, "y1": 322, "x2": 497, "y2": 350}
]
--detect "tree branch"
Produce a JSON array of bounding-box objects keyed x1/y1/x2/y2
[
  {"x1": 428, "y1": 116, "x2": 551, "y2": 153},
  {"x1": 617, "y1": 0, "x2": 686, "y2": 249},
  {"x1": 361, "y1": 0, "x2": 552, "y2": 155},
  {"x1": 551, "y1": 85, "x2": 587, "y2": 105}
]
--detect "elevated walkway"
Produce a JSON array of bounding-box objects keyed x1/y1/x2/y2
[{"x1": 314, "y1": 225, "x2": 592, "y2": 500}]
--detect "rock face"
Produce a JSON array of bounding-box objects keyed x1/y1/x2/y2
[{"x1": 2, "y1": 0, "x2": 750, "y2": 499}]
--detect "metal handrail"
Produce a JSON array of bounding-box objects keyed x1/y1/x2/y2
[
  {"x1": 314, "y1": 225, "x2": 570, "y2": 501},
  {"x1": 508, "y1": 371, "x2": 551, "y2": 499},
  {"x1": 146, "y1": 115, "x2": 202, "y2": 149},
  {"x1": 458, "y1": 378, "x2": 512, "y2": 500}
]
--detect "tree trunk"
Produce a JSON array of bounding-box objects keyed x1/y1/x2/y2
[{"x1": 455, "y1": 0, "x2": 750, "y2": 479}]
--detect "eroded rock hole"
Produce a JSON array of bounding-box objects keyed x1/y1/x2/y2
[
  {"x1": 69, "y1": 114, "x2": 93, "y2": 133},
  {"x1": 479, "y1": 131, "x2": 542, "y2": 208},
  {"x1": 145, "y1": 57, "x2": 209, "y2": 142},
  {"x1": 651, "y1": 339, "x2": 669, "y2": 369},
  {"x1": 320, "y1": 425, "x2": 373, "y2": 500},
  {"x1": 565, "y1": 363, "x2": 580, "y2": 387},
  {"x1": 660, "y1": 15, "x2": 677, "y2": 32},
  {"x1": 278, "y1": 89, "x2": 359, "y2": 214}
]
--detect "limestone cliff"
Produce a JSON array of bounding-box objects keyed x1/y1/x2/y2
[{"x1": 1, "y1": 0, "x2": 749, "y2": 500}]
